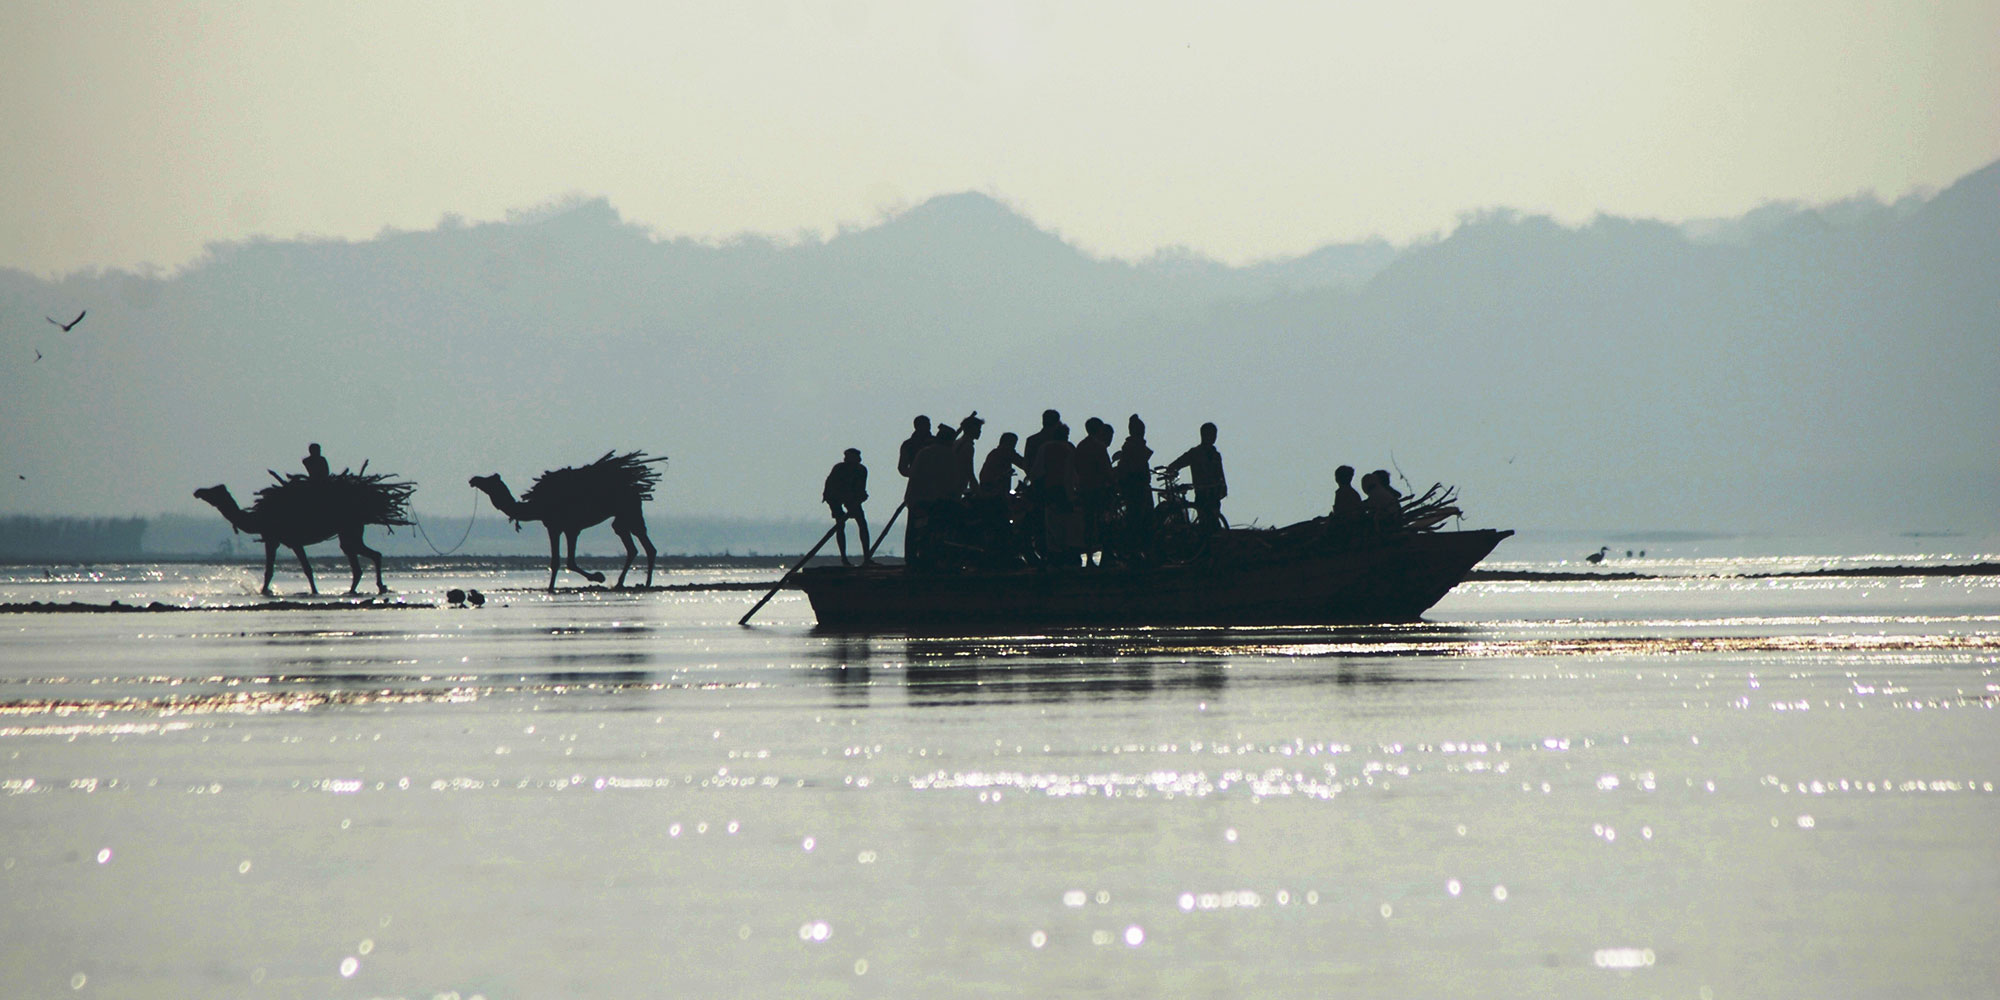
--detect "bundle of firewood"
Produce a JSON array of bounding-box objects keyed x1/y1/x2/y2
[
  {"x1": 258, "y1": 469, "x2": 416, "y2": 527},
  {"x1": 1397, "y1": 483, "x2": 1462, "y2": 531},
  {"x1": 525, "y1": 450, "x2": 668, "y2": 504}
]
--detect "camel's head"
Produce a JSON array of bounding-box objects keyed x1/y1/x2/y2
[
  {"x1": 468, "y1": 474, "x2": 501, "y2": 492},
  {"x1": 192, "y1": 484, "x2": 232, "y2": 508}
]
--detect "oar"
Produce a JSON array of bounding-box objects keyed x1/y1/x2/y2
[
  {"x1": 739, "y1": 523, "x2": 841, "y2": 625},
  {"x1": 864, "y1": 501, "x2": 907, "y2": 562}
]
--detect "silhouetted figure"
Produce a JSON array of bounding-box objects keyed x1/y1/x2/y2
[
  {"x1": 192, "y1": 470, "x2": 413, "y2": 595},
  {"x1": 469, "y1": 451, "x2": 665, "y2": 591},
  {"x1": 1586, "y1": 546, "x2": 1610, "y2": 565},
  {"x1": 953, "y1": 413, "x2": 984, "y2": 496},
  {"x1": 897, "y1": 416, "x2": 933, "y2": 478},
  {"x1": 905, "y1": 425, "x2": 961, "y2": 568},
  {"x1": 302, "y1": 443, "x2": 330, "y2": 480},
  {"x1": 1114, "y1": 414, "x2": 1153, "y2": 561},
  {"x1": 1163, "y1": 422, "x2": 1227, "y2": 535},
  {"x1": 1331, "y1": 465, "x2": 1363, "y2": 523},
  {"x1": 466, "y1": 589, "x2": 485, "y2": 607},
  {"x1": 1019, "y1": 410, "x2": 1065, "y2": 561},
  {"x1": 1074, "y1": 418, "x2": 1115, "y2": 564},
  {"x1": 1030, "y1": 422, "x2": 1080, "y2": 565},
  {"x1": 46, "y1": 310, "x2": 85, "y2": 332},
  {"x1": 1020, "y1": 409, "x2": 1063, "y2": 472},
  {"x1": 979, "y1": 432, "x2": 1023, "y2": 496},
  {"x1": 1361, "y1": 470, "x2": 1402, "y2": 533},
  {"x1": 447, "y1": 588, "x2": 467, "y2": 607},
  {"x1": 823, "y1": 448, "x2": 871, "y2": 566}
]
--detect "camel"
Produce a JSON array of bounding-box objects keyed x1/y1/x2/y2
[
  {"x1": 193, "y1": 479, "x2": 408, "y2": 595},
  {"x1": 469, "y1": 450, "x2": 665, "y2": 591}
]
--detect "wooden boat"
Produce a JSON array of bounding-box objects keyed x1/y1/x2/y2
[{"x1": 796, "y1": 526, "x2": 1511, "y2": 629}]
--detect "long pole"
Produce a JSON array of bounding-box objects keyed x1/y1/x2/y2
[
  {"x1": 739, "y1": 523, "x2": 841, "y2": 625},
  {"x1": 864, "y1": 501, "x2": 907, "y2": 562}
]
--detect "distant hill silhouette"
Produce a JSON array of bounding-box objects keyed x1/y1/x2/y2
[{"x1": 2, "y1": 164, "x2": 1994, "y2": 539}]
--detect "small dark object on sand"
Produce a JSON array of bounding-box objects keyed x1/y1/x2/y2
[
  {"x1": 446, "y1": 588, "x2": 467, "y2": 606},
  {"x1": 466, "y1": 589, "x2": 485, "y2": 608}
]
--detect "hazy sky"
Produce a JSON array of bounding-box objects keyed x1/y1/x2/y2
[{"x1": 4, "y1": 1, "x2": 1997, "y2": 275}]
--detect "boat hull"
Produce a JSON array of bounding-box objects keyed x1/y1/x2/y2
[{"x1": 798, "y1": 528, "x2": 1511, "y2": 629}]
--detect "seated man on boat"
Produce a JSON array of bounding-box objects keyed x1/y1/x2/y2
[
  {"x1": 1331, "y1": 465, "x2": 1363, "y2": 521},
  {"x1": 1361, "y1": 470, "x2": 1402, "y2": 534},
  {"x1": 822, "y1": 448, "x2": 872, "y2": 566},
  {"x1": 1162, "y1": 422, "x2": 1228, "y2": 535}
]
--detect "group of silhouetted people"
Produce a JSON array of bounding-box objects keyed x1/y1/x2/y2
[
  {"x1": 824, "y1": 411, "x2": 1233, "y2": 570},
  {"x1": 1331, "y1": 464, "x2": 1407, "y2": 533}
]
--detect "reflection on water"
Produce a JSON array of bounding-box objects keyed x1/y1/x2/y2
[{"x1": 0, "y1": 566, "x2": 1996, "y2": 998}]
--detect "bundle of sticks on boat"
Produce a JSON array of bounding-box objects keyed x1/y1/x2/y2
[
  {"x1": 1214, "y1": 483, "x2": 1463, "y2": 562},
  {"x1": 523, "y1": 450, "x2": 668, "y2": 506},
  {"x1": 1397, "y1": 483, "x2": 1462, "y2": 531},
  {"x1": 259, "y1": 466, "x2": 416, "y2": 527}
]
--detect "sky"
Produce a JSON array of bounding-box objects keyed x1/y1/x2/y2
[{"x1": 4, "y1": 1, "x2": 1997, "y2": 276}]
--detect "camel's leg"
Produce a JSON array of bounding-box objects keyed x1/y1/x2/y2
[
  {"x1": 288, "y1": 543, "x2": 319, "y2": 595},
  {"x1": 619, "y1": 509, "x2": 656, "y2": 588},
  {"x1": 339, "y1": 530, "x2": 387, "y2": 594},
  {"x1": 261, "y1": 541, "x2": 280, "y2": 595},
  {"x1": 567, "y1": 531, "x2": 605, "y2": 585},
  {"x1": 545, "y1": 525, "x2": 562, "y2": 591},
  {"x1": 611, "y1": 529, "x2": 636, "y2": 589}
]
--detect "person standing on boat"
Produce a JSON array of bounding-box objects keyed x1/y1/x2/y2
[
  {"x1": 1019, "y1": 409, "x2": 1064, "y2": 562},
  {"x1": 1020, "y1": 409, "x2": 1063, "y2": 472},
  {"x1": 953, "y1": 412, "x2": 984, "y2": 496},
  {"x1": 1029, "y1": 422, "x2": 1080, "y2": 566},
  {"x1": 897, "y1": 416, "x2": 933, "y2": 479},
  {"x1": 1163, "y1": 422, "x2": 1227, "y2": 535},
  {"x1": 904, "y1": 424, "x2": 960, "y2": 568},
  {"x1": 823, "y1": 448, "x2": 872, "y2": 566},
  {"x1": 1073, "y1": 418, "x2": 1115, "y2": 565},
  {"x1": 979, "y1": 432, "x2": 1024, "y2": 497},
  {"x1": 1114, "y1": 415, "x2": 1154, "y2": 560}
]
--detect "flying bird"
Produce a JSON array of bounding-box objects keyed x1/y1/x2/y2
[
  {"x1": 34, "y1": 349, "x2": 43, "y2": 362},
  {"x1": 47, "y1": 311, "x2": 86, "y2": 331}
]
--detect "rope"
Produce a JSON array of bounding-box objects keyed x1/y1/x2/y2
[{"x1": 410, "y1": 490, "x2": 480, "y2": 556}]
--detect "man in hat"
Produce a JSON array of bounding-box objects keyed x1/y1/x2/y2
[
  {"x1": 823, "y1": 448, "x2": 872, "y2": 565},
  {"x1": 953, "y1": 412, "x2": 985, "y2": 497}
]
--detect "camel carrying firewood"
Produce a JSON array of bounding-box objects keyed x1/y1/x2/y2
[
  {"x1": 194, "y1": 467, "x2": 415, "y2": 595},
  {"x1": 469, "y1": 450, "x2": 665, "y2": 591}
]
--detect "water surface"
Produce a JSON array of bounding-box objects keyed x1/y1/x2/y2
[{"x1": 2, "y1": 559, "x2": 1995, "y2": 998}]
